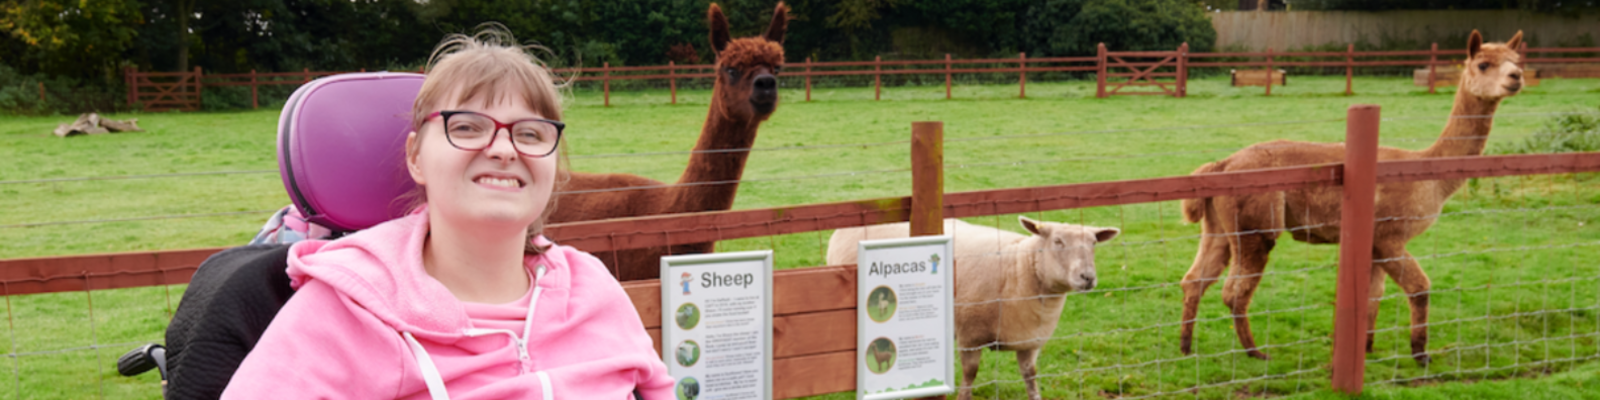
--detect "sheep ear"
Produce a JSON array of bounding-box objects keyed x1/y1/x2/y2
[
  {"x1": 708, "y1": 3, "x2": 731, "y2": 56},
  {"x1": 1018, "y1": 216, "x2": 1044, "y2": 236},
  {"x1": 1467, "y1": 29, "x2": 1483, "y2": 59},
  {"x1": 1506, "y1": 30, "x2": 1523, "y2": 50},
  {"x1": 1093, "y1": 227, "x2": 1121, "y2": 243}
]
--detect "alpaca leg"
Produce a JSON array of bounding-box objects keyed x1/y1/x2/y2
[
  {"x1": 1378, "y1": 248, "x2": 1432, "y2": 366},
  {"x1": 1221, "y1": 233, "x2": 1274, "y2": 360},
  {"x1": 1180, "y1": 232, "x2": 1230, "y2": 355},
  {"x1": 1015, "y1": 348, "x2": 1042, "y2": 400},
  {"x1": 1365, "y1": 264, "x2": 1388, "y2": 353},
  {"x1": 958, "y1": 349, "x2": 982, "y2": 400}
]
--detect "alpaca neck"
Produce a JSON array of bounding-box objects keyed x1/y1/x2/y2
[
  {"x1": 665, "y1": 95, "x2": 760, "y2": 214},
  {"x1": 1422, "y1": 89, "x2": 1502, "y2": 158}
]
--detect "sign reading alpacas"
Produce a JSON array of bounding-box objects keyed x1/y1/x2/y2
[
  {"x1": 855, "y1": 235, "x2": 955, "y2": 400},
  {"x1": 661, "y1": 251, "x2": 773, "y2": 400}
]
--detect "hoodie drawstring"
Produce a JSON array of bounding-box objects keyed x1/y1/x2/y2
[
  {"x1": 406, "y1": 264, "x2": 550, "y2": 400},
  {"x1": 403, "y1": 331, "x2": 450, "y2": 400}
]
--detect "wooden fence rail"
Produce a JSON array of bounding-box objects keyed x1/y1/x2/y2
[
  {"x1": 125, "y1": 45, "x2": 1600, "y2": 110},
  {"x1": 5, "y1": 113, "x2": 1598, "y2": 396}
]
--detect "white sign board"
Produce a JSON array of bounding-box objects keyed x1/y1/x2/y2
[
  {"x1": 855, "y1": 235, "x2": 955, "y2": 400},
  {"x1": 661, "y1": 250, "x2": 773, "y2": 400}
]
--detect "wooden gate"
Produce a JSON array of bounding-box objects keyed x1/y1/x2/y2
[
  {"x1": 1096, "y1": 43, "x2": 1188, "y2": 98},
  {"x1": 126, "y1": 67, "x2": 202, "y2": 112}
]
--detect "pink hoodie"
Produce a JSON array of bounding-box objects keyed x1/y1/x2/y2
[{"x1": 222, "y1": 209, "x2": 675, "y2": 399}]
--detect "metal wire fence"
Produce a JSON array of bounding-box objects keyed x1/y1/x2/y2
[{"x1": 0, "y1": 108, "x2": 1596, "y2": 399}]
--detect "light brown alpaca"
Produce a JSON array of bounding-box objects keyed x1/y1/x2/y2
[
  {"x1": 1177, "y1": 30, "x2": 1524, "y2": 366},
  {"x1": 551, "y1": 3, "x2": 787, "y2": 281}
]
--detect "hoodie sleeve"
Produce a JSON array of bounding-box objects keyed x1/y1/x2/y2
[
  {"x1": 567, "y1": 250, "x2": 677, "y2": 400},
  {"x1": 221, "y1": 279, "x2": 405, "y2": 399}
]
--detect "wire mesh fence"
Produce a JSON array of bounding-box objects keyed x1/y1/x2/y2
[{"x1": 0, "y1": 102, "x2": 1597, "y2": 399}]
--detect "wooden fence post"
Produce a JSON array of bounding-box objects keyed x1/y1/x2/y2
[
  {"x1": 669, "y1": 61, "x2": 677, "y2": 105},
  {"x1": 1332, "y1": 104, "x2": 1380, "y2": 394},
  {"x1": 1264, "y1": 47, "x2": 1274, "y2": 96},
  {"x1": 1428, "y1": 43, "x2": 1437, "y2": 94},
  {"x1": 195, "y1": 66, "x2": 204, "y2": 110},
  {"x1": 304, "y1": 68, "x2": 311, "y2": 84},
  {"x1": 250, "y1": 69, "x2": 260, "y2": 109},
  {"x1": 1018, "y1": 52, "x2": 1027, "y2": 99},
  {"x1": 1345, "y1": 44, "x2": 1354, "y2": 95},
  {"x1": 1096, "y1": 43, "x2": 1108, "y2": 98},
  {"x1": 874, "y1": 55, "x2": 882, "y2": 101},
  {"x1": 910, "y1": 121, "x2": 944, "y2": 238},
  {"x1": 125, "y1": 66, "x2": 136, "y2": 106},
  {"x1": 38, "y1": 82, "x2": 45, "y2": 102},
  {"x1": 1176, "y1": 43, "x2": 1188, "y2": 98},
  {"x1": 603, "y1": 62, "x2": 611, "y2": 107},
  {"x1": 804, "y1": 57, "x2": 813, "y2": 102},
  {"x1": 945, "y1": 53, "x2": 952, "y2": 100}
]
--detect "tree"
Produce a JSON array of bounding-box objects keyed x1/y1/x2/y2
[
  {"x1": 1049, "y1": 0, "x2": 1216, "y2": 55},
  {"x1": 0, "y1": 0, "x2": 144, "y2": 81}
]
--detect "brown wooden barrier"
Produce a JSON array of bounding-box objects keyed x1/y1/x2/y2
[
  {"x1": 124, "y1": 45, "x2": 1598, "y2": 110},
  {"x1": 5, "y1": 115, "x2": 1599, "y2": 396}
]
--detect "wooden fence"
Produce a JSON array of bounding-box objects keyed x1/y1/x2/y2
[
  {"x1": 123, "y1": 44, "x2": 1600, "y2": 111},
  {"x1": 6, "y1": 107, "x2": 1600, "y2": 396}
]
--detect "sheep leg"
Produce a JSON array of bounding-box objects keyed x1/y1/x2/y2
[
  {"x1": 1180, "y1": 231, "x2": 1230, "y2": 355},
  {"x1": 1015, "y1": 348, "x2": 1042, "y2": 400},
  {"x1": 958, "y1": 349, "x2": 982, "y2": 400},
  {"x1": 1222, "y1": 233, "x2": 1273, "y2": 360},
  {"x1": 1378, "y1": 247, "x2": 1432, "y2": 366}
]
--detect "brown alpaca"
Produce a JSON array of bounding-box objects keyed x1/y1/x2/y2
[
  {"x1": 1177, "y1": 30, "x2": 1525, "y2": 366},
  {"x1": 551, "y1": 3, "x2": 787, "y2": 281}
]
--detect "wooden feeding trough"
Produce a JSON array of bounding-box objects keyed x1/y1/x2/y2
[
  {"x1": 1414, "y1": 67, "x2": 1540, "y2": 87},
  {"x1": 1532, "y1": 63, "x2": 1600, "y2": 79},
  {"x1": 1231, "y1": 69, "x2": 1286, "y2": 87}
]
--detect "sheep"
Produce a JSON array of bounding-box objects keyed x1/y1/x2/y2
[
  {"x1": 827, "y1": 216, "x2": 1119, "y2": 400},
  {"x1": 676, "y1": 305, "x2": 697, "y2": 328}
]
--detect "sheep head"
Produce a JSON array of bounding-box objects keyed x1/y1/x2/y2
[{"x1": 1019, "y1": 216, "x2": 1119, "y2": 293}]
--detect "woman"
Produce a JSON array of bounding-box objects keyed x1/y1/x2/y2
[{"x1": 223, "y1": 25, "x2": 674, "y2": 399}]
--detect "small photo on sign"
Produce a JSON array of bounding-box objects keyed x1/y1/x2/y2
[
  {"x1": 675, "y1": 340, "x2": 701, "y2": 367},
  {"x1": 863, "y1": 337, "x2": 897, "y2": 374},
  {"x1": 676, "y1": 376, "x2": 700, "y2": 400},
  {"x1": 675, "y1": 303, "x2": 701, "y2": 330},
  {"x1": 867, "y1": 285, "x2": 898, "y2": 323}
]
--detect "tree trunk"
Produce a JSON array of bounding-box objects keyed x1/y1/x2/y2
[{"x1": 177, "y1": 0, "x2": 192, "y2": 72}]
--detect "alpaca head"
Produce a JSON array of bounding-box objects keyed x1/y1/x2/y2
[
  {"x1": 1461, "y1": 30, "x2": 1525, "y2": 100},
  {"x1": 708, "y1": 2, "x2": 787, "y2": 121}
]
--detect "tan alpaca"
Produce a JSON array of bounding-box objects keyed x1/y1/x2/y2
[{"x1": 1177, "y1": 30, "x2": 1525, "y2": 366}]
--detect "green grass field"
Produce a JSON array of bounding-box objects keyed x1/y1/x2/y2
[{"x1": 1, "y1": 76, "x2": 1598, "y2": 399}]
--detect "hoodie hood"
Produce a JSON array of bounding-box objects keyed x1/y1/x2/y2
[{"x1": 285, "y1": 207, "x2": 570, "y2": 343}]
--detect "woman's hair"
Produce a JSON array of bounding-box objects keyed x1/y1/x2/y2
[{"x1": 404, "y1": 23, "x2": 571, "y2": 254}]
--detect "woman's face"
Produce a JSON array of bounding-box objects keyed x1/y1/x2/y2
[{"x1": 407, "y1": 94, "x2": 558, "y2": 230}]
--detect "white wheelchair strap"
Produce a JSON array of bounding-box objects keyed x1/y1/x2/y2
[{"x1": 403, "y1": 331, "x2": 451, "y2": 400}]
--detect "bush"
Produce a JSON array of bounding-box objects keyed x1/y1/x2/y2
[
  {"x1": 0, "y1": 64, "x2": 128, "y2": 115},
  {"x1": 1491, "y1": 107, "x2": 1600, "y2": 155}
]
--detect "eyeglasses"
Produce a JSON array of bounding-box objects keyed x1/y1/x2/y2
[{"x1": 425, "y1": 111, "x2": 565, "y2": 158}]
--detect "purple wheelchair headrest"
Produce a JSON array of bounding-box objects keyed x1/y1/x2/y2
[{"x1": 277, "y1": 72, "x2": 424, "y2": 233}]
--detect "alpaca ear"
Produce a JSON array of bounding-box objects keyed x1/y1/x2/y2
[
  {"x1": 708, "y1": 3, "x2": 731, "y2": 56},
  {"x1": 1506, "y1": 30, "x2": 1524, "y2": 50},
  {"x1": 764, "y1": 2, "x2": 789, "y2": 44},
  {"x1": 1467, "y1": 29, "x2": 1483, "y2": 59},
  {"x1": 1018, "y1": 216, "x2": 1044, "y2": 236}
]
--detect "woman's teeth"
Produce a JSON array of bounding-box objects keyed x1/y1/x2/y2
[{"x1": 476, "y1": 177, "x2": 522, "y2": 188}]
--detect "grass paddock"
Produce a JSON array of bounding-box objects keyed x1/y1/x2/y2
[{"x1": 1, "y1": 76, "x2": 1598, "y2": 399}]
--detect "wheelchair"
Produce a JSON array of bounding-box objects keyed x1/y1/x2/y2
[{"x1": 117, "y1": 72, "x2": 427, "y2": 399}]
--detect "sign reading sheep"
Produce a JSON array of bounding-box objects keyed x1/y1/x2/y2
[{"x1": 828, "y1": 217, "x2": 1119, "y2": 400}]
